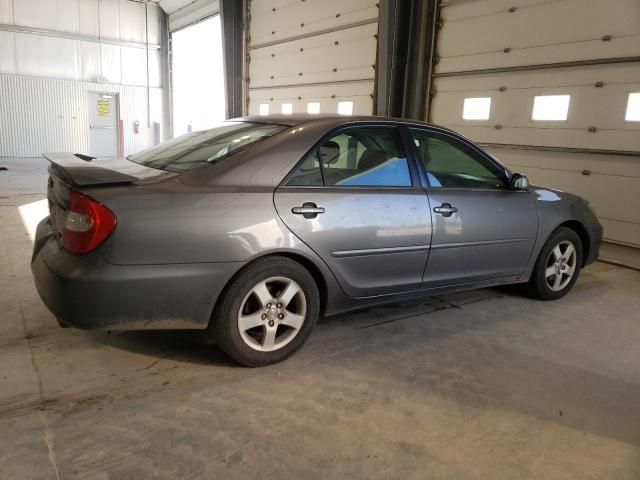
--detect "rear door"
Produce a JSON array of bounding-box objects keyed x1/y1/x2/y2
[
  {"x1": 408, "y1": 127, "x2": 538, "y2": 287},
  {"x1": 274, "y1": 125, "x2": 431, "y2": 297}
]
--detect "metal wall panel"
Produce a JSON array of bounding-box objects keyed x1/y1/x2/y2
[
  {"x1": 100, "y1": 43, "x2": 123, "y2": 84},
  {"x1": 13, "y1": 0, "x2": 81, "y2": 33},
  {"x1": 0, "y1": 30, "x2": 16, "y2": 74},
  {"x1": 77, "y1": 0, "x2": 99, "y2": 37},
  {"x1": 0, "y1": 1, "x2": 163, "y2": 84},
  {"x1": 99, "y1": 0, "x2": 122, "y2": 40},
  {"x1": 146, "y1": 2, "x2": 162, "y2": 44},
  {"x1": 0, "y1": 74, "x2": 163, "y2": 157},
  {"x1": 118, "y1": 0, "x2": 146, "y2": 44},
  {"x1": 0, "y1": 0, "x2": 13, "y2": 24},
  {"x1": 431, "y1": 0, "x2": 640, "y2": 250},
  {"x1": 0, "y1": 0, "x2": 166, "y2": 157},
  {"x1": 248, "y1": 0, "x2": 379, "y2": 116},
  {"x1": 78, "y1": 41, "x2": 101, "y2": 82},
  {"x1": 13, "y1": 33, "x2": 80, "y2": 79},
  {"x1": 437, "y1": 0, "x2": 640, "y2": 73}
]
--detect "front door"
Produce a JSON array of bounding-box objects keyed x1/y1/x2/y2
[
  {"x1": 409, "y1": 128, "x2": 538, "y2": 287},
  {"x1": 274, "y1": 126, "x2": 431, "y2": 297},
  {"x1": 88, "y1": 92, "x2": 119, "y2": 158}
]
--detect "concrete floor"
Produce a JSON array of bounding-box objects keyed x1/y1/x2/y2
[{"x1": 1, "y1": 160, "x2": 640, "y2": 479}]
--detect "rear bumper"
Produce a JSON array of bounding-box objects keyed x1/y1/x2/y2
[{"x1": 31, "y1": 218, "x2": 242, "y2": 330}]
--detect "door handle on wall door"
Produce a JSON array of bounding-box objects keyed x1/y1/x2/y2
[
  {"x1": 433, "y1": 203, "x2": 458, "y2": 217},
  {"x1": 291, "y1": 202, "x2": 325, "y2": 219}
]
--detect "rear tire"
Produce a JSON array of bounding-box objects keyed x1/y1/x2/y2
[
  {"x1": 208, "y1": 256, "x2": 320, "y2": 367},
  {"x1": 524, "y1": 227, "x2": 583, "y2": 300}
]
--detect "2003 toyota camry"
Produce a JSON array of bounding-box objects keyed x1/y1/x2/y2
[{"x1": 31, "y1": 115, "x2": 602, "y2": 366}]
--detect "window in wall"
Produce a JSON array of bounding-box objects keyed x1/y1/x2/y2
[
  {"x1": 462, "y1": 97, "x2": 491, "y2": 120},
  {"x1": 282, "y1": 103, "x2": 293, "y2": 114},
  {"x1": 337, "y1": 101, "x2": 353, "y2": 115},
  {"x1": 259, "y1": 103, "x2": 269, "y2": 116},
  {"x1": 532, "y1": 95, "x2": 570, "y2": 121},
  {"x1": 625, "y1": 92, "x2": 640, "y2": 121},
  {"x1": 286, "y1": 127, "x2": 411, "y2": 187},
  {"x1": 172, "y1": 15, "x2": 225, "y2": 136},
  {"x1": 307, "y1": 102, "x2": 320, "y2": 114}
]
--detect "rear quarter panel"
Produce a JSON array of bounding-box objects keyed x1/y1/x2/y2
[{"x1": 91, "y1": 183, "x2": 292, "y2": 265}]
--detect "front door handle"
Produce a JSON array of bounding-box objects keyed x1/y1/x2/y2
[
  {"x1": 433, "y1": 203, "x2": 458, "y2": 217},
  {"x1": 292, "y1": 202, "x2": 325, "y2": 219}
]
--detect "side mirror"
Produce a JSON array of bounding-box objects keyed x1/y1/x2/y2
[{"x1": 510, "y1": 173, "x2": 529, "y2": 190}]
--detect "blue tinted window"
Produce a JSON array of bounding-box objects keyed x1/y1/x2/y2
[
  {"x1": 336, "y1": 158, "x2": 411, "y2": 186},
  {"x1": 319, "y1": 128, "x2": 411, "y2": 187}
]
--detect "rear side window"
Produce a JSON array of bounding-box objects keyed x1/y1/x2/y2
[
  {"x1": 128, "y1": 122, "x2": 286, "y2": 173},
  {"x1": 286, "y1": 153, "x2": 323, "y2": 186},
  {"x1": 286, "y1": 127, "x2": 412, "y2": 187}
]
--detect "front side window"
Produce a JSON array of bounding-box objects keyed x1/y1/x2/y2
[
  {"x1": 128, "y1": 122, "x2": 286, "y2": 173},
  {"x1": 410, "y1": 129, "x2": 506, "y2": 189},
  {"x1": 286, "y1": 127, "x2": 412, "y2": 187}
]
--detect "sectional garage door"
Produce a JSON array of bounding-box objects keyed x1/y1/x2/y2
[
  {"x1": 160, "y1": 0, "x2": 219, "y2": 31},
  {"x1": 247, "y1": 0, "x2": 379, "y2": 116},
  {"x1": 430, "y1": 0, "x2": 640, "y2": 250}
]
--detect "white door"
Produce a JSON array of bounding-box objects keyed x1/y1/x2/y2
[{"x1": 88, "y1": 92, "x2": 119, "y2": 158}]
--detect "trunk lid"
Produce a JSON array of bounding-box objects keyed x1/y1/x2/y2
[
  {"x1": 43, "y1": 153, "x2": 173, "y2": 240},
  {"x1": 43, "y1": 153, "x2": 172, "y2": 187}
]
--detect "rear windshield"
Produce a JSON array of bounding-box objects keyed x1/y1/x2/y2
[{"x1": 127, "y1": 122, "x2": 286, "y2": 173}]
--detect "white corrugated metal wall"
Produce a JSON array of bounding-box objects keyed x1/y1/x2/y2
[
  {"x1": 0, "y1": 0, "x2": 165, "y2": 157},
  {"x1": 247, "y1": 0, "x2": 379, "y2": 116},
  {"x1": 430, "y1": 0, "x2": 640, "y2": 250}
]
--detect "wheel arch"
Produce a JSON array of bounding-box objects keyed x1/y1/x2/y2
[
  {"x1": 558, "y1": 220, "x2": 590, "y2": 267},
  {"x1": 209, "y1": 251, "x2": 330, "y2": 327}
]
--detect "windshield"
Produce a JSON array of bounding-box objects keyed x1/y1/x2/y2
[{"x1": 127, "y1": 122, "x2": 286, "y2": 173}]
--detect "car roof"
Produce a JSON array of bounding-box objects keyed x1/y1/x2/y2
[{"x1": 232, "y1": 114, "x2": 449, "y2": 131}]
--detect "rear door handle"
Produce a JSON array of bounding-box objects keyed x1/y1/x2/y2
[
  {"x1": 433, "y1": 203, "x2": 458, "y2": 217},
  {"x1": 292, "y1": 202, "x2": 325, "y2": 219}
]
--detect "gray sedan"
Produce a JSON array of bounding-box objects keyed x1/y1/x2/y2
[{"x1": 31, "y1": 115, "x2": 602, "y2": 366}]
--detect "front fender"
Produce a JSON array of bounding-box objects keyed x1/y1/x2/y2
[{"x1": 525, "y1": 187, "x2": 602, "y2": 276}]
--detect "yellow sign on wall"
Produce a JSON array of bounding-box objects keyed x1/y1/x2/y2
[{"x1": 97, "y1": 99, "x2": 111, "y2": 116}]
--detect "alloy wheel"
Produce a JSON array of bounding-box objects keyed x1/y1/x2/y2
[
  {"x1": 544, "y1": 240, "x2": 577, "y2": 292},
  {"x1": 237, "y1": 276, "x2": 307, "y2": 352}
]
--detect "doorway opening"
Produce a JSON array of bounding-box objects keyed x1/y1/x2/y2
[
  {"x1": 88, "y1": 92, "x2": 120, "y2": 158},
  {"x1": 171, "y1": 16, "x2": 226, "y2": 137}
]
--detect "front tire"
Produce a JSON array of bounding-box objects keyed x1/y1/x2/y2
[
  {"x1": 209, "y1": 256, "x2": 320, "y2": 367},
  {"x1": 524, "y1": 227, "x2": 583, "y2": 300}
]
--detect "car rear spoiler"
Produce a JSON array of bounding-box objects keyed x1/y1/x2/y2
[{"x1": 43, "y1": 153, "x2": 150, "y2": 187}]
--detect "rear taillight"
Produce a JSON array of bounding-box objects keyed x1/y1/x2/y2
[{"x1": 62, "y1": 191, "x2": 116, "y2": 254}]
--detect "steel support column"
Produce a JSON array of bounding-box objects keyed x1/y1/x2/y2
[
  {"x1": 220, "y1": 0, "x2": 244, "y2": 119},
  {"x1": 375, "y1": 0, "x2": 439, "y2": 120}
]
